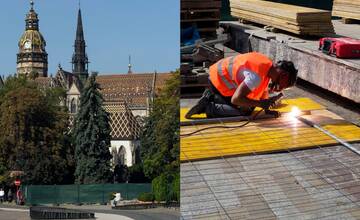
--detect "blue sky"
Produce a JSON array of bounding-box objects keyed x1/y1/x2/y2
[{"x1": 0, "y1": 0, "x2": 180, "y2": 76}]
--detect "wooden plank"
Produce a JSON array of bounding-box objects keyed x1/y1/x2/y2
[
  {"x1": 229, "y1": 0, "x2": 334, "y2": 36},
  {"x1": 332, "y1": 0, "x2": 360, "y2": 20},
  {"x1": 231, "y1": 8, "x2": 333, "y2": 29},
  {"x1": 230, "y1": 11, "x2": 333, "y2": 35},
  {"x1": 333, "y1": 10, "x2": 360, "y2": 20},
  {"x1": 230, "y1": 0, "x2": 331, "y2": 22}
]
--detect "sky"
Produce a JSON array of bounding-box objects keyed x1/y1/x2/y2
[{"x1": 0, "y1": 0, "x2": 180, "y2": 77}]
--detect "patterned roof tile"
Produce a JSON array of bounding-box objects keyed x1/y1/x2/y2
[{"x1": 97, "y1": 72, "x2": 173, "y2": 107}]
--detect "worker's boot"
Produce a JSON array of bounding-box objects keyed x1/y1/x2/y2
[{"x1": 185, "y1": 89, "x2": 212, "y2": 119}]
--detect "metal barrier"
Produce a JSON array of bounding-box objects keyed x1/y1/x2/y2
[
  {"x1": 23, "y1": 183, "x2": 151, "y2": 205},
  {"x1": 30, "y1": 206, "x2": 95, "y2": 219}
]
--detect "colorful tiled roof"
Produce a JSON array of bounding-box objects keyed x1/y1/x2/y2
[
  {"x1": 55, "y1": 68, "x2": 83, "y2": 90},
  {"x1": 103, "y1": 101, "x2": 142, "y2": 140},
  {"x1": 97, "y1": 72, "x2": 173, "y2": 108},
  {"x1": 34, "y1": 77, "x2": 56, "y2": 88}
]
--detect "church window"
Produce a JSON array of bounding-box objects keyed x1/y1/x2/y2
[
  {"x1": 70, "y1": 98, "x2": 77, "y2": 113},
  {"x1": 119, "y1": 146, "x2": 126, "y2": 165}
]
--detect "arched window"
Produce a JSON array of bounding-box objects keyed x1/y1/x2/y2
[
  {"x1": 119, "y1": 146, "x2": 126, "y2": 165},
  {"x1": 111, "y1": 147, "x2": 119, "y2": 166},
  {"x1": 70, "y1": 98, "x2": 77, "y2": 113}
]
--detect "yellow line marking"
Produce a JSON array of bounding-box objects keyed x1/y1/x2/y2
[{"x1": 181, "y1": 97, "x2": 325, "y2": 122}]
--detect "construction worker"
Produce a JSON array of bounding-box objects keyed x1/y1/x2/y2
[{"x1": 185, "y1": 52, "x2": 298, "y2": 119}]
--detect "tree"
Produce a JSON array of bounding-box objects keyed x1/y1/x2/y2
[
  {"x1": 128, "y1": 164, "x2": 150, "y2": 183},
  {"x1": 140, "y1": 71, "x2": 180, "y2": 180},
  {"x1": 113, "y1": 164, "x2": 128, "y2": 183},
  {"x1": 28, "y1": 70, "x2": 39, "y2": 80},
  {"x1": 0, "y1": 76, "x2": 73, "y2": 184},
  {"x1": 72, "y1": 74, "x2": 112, "y2": 184}
]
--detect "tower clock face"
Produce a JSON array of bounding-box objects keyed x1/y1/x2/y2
[{"x1": 24, "y1": 41, "x2": 32, "y2": 49}]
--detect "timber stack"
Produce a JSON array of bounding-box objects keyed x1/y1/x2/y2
[
  {"x1": 332, "y1": 0, "x2": 360, "y2": 23},
  {"x1": 181, "y1": 0, "x2": 222, "y2": 39},
  {"x1": 229, "y1": 0, "x2": 334, "y2": 36}
]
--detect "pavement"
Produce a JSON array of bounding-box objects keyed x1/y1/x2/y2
[
  {"x1": 0, "y1": 204, "x2": 179, "y2": 220},
  {"x1": 180, "y1": 85, "x2": 360, "y2": 219}
]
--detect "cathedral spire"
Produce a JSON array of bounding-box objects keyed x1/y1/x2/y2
[
  {"x1": 72, "y1": 6, "x2": 89, "y2": 83},
  {"x1": 76, "y1": 7, "x2": 84, "y2": 42},
  {"x1": 128, "y1": 55, "x2": 132, "y2": 74}
]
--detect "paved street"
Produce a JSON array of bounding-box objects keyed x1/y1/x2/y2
[{"x1": 0, "y1": 204, "x2": 179, "y2": 220}]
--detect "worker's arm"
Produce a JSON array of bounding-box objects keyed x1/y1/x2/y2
[
  {"x1": 261, "y1": 89, "x2": 269, "y2": 99},
  {"x1": 231, "y1": 82, "x2": 279, "y2": 109}
]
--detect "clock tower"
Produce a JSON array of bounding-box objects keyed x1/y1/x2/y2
[{"x1": 17, "y1": 1, "x2": 48, "y2": 77}]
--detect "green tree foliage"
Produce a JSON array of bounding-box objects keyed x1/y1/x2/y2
[
  {"x1": 173, "y1": 173, "x2": 180, "y2": 202},
  {"x1": 128, "y1": 164, "x2": 150, "y2": 183},
  {"x1": 152, "y1": 173, "x2": 178, "y2": 202},
  {"x1": 72, "y1": 74, "x2": 112, "y2": 184},
  {"x1": 139, "y1": 72, "x2": 180, "y2": 202},
  {"x1": 0, "y1": 76, "x2": 73, "y2": 184},
  {"x1": 140, "y1": 72, "x2": 180, "y2": 180},
  {"x1": 138, "y1": 192, "x2": 154, "y2": 202},
  {"x1": 113, "y1": 164, "x2": 128, "y2": 183},
  {"x1": 28, "y1": 70, "x2": 39, "y2": 80}
]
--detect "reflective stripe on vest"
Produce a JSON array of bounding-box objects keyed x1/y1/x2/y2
[
  {"x1": 228, "y1": 56, "x2": 235, "y2": 79},
  {"x1": 217, "y1": 60, "x2": 237, "y2": 90},
  {"x1": 209, "y1": 52, "x2": 273, "y2": 98}
]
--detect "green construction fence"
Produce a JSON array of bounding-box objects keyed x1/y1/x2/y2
[{"x1": 22, "y1": 183, "x2": 151, "y2": 205}]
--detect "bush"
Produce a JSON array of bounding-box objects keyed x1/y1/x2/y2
[
  {"x1": 128, "y1": 164, "x2": 150, "y2": 183},
  {"x1": 152, "y1": 174, "x2": 168, "y2": 202},
  {"x1": 173, "y1": 173, "x2": 180, "y2": 202},
  {"x1": 152, "y1": 173, "x2": 177, "y2": 202},
  {"x1": 138, "y1": 192, "x2": 154, "y2": 202},
  {"x1": 108, "y1": 192, "x2": 116, "y2": 201}
]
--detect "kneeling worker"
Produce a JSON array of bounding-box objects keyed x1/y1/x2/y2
[{"x1": 185, "y1": 52, "x2": 298, "y2": 119}]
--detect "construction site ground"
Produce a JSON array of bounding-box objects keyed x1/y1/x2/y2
[{"x1": 180, "y1": 84, "x2": 360, "y2": 219}]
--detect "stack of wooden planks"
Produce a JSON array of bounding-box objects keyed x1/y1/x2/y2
[
  {"x1": 181, "y1": 0, "x2": 222, "y2": 38},
  {"x1": 332, "y1": 0, "x2": 360, "y2": 21},
  {"x1": 229, "y1": 0, "x2": 334, "y2": 36}
]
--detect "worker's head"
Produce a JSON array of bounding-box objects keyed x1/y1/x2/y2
[{"x1": 269, "y1": 60, "x2": 298, "y2": 92}]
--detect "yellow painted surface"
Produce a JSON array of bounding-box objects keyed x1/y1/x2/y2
[
  {"x1": 180, "y1": 113, "x2": 360, "y2": 162},
  {"x1": 181, "y1": 97, "x2": 325, "y2": 122}
]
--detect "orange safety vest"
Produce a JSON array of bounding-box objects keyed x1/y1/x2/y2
[{"x1": 209, "y1": 52, "x2": 272, "y2": 100}]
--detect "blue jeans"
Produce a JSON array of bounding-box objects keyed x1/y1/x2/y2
[{"x1": 206, "y1": 81, "x2": 254, "y2": 118}]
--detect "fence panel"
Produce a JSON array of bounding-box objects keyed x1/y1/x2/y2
[
  {"x1": 23, "y1": 183, "x2": 151, "y2": 205},
  {"x1": 79, "y1": 184, "x2": 104, "y2": 204},
  {"x1": 57, "y1": 184, "x2": 79, "y2": 204}
]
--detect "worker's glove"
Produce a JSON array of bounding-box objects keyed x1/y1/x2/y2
[
  {"x1": 260, "y1": 93, "x2": 283, "y2": 109},
  {"x1": 265, "y1": 109, "x2": 281, "y2": 118},
  {"x1": 260, "y1": 97, "x2": 277, "y2": 109}
]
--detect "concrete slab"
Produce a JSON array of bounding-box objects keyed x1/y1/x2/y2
[
  {"x1": 181, "y1": 84, "x2": 360, "y2": 219},
  {"x1": 181, "y1": 144, "x2": 360, "y2": 219}
]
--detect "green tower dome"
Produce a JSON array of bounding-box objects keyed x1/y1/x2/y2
[
  {"x1": 16, "y1": 0, "x2": 48, "y2": 77},
  {"x1": 18, "y1": 30, "x2": 46, "y2": 53}
]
